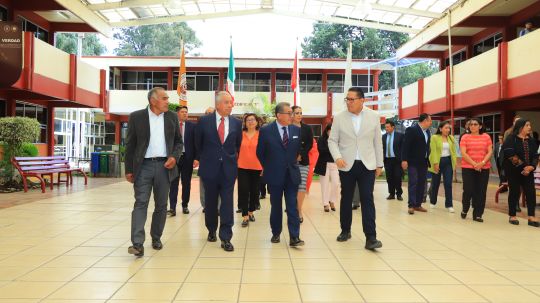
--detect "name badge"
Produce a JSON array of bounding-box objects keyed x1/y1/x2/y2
[{"x1": 292, "y1": 136, "x2": 299, "y2": 139}]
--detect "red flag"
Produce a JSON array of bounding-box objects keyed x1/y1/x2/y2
[{"x1": 291, "y1": 45, "x2": 300, "y2": 106}]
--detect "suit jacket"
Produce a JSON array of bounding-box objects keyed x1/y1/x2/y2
[
  {"x1": 256, "y1": 121, "x2": 301, "y2": 186},
  {"x1": 382, "y1": 131, "x2": 404, "y2": 161},
  {"x1": 125, "y1": 107, "x2": 183, "y2": 181},
  {"x1": 401, "y1": 123, "x2": 431, "y2": 166},
  {"x1": 180, "y1": 120, "x2": 196, "y2": 163},
  {"x1": 314, "y1": 135, "x2": 333, "y2": 176},
  {"x1": 195, "y1": 113, "x2": 242, "y2": 181},
  {"x1": 328, "y1": 107, "x2": 384, "y2": 172}
]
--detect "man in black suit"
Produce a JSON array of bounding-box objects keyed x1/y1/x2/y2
[
  {"x1": 125, "y1": 87, "x2": 183, "y2": 257},
  {"x1": 256, "y1": 102, "x2": 304, "y2": 247},
  {"x1": 402, "y1": 113, "x2": 432, "y2": 215},
  {"x1": 168, "y1": 105, "x2": 198, "y2": 216},
  {"x1": 195, "y1": 91, "x2": 242, "y2": 252},
  {"x1": 382, "y1": 120, "x2": 404, "y2": 201}
]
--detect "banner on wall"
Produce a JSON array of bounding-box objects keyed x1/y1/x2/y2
[{"x1": 0, "y1": 22, "x2": 22, "y2": 88}]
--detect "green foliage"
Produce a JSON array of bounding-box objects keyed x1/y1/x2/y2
[
  {"x1": 302, "y1": 22, "x2": 438, "y2": 89},
  {"x1": 0, "y1": 117, "x2": 41, "y2": 182},
  {"x1": 55, "y1": 33, "x2": 106, "y2": 56},
  {"x1": 21, "y1": 143, "x2": 39, "y2": 157},
  {"x1": 168, "y1": 102, "x2": 180, "y2": 112},
  {"x1": 114, "y1": 23, "x2": 202, "y2": 56}
]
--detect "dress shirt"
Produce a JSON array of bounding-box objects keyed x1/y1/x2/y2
[
  {"x1": 276, "y1": 120, "x2": 289, "y2": 140},
  {"x1": 386, "y1": 131, "x2": 395, "y2": 158},
  {"x1": 350, "y1": 111, "x2": 364, "y2": 161},
  {"x1": 144, "y1": 107, "x2": 167, "y2": 158},
  {"x1": 216, "y1": 112, "x2": 230, "y2": 142}
]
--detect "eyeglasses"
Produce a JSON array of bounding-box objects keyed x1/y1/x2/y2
[
  {"x1": 344, "y1": 97, "x2": 363, "y2": 102},
  {"x1": 278, "y1": 112, "x2": 293, "y2": 116},
  {"x1": 469, "y1": 123, "x2": 480, "y2": 126},
  {"x1": 245, "y1": 118, "x2": 257, "y2": 122}
]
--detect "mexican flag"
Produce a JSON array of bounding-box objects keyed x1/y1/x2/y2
[
  {"x1": 291, "y1": 43, "x2": 300, "y2": 106},
  {"x1": 226, "y1": 39, "x2": 235, "y2": 104}
]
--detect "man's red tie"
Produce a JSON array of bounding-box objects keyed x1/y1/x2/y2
[{"x1": 218, "y1": 117, "x2": 225, "y2": 144}]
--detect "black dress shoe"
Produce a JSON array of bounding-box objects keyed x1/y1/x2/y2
[
  {"x1": 128, "y1": 244, "x2": 144, "y2": 257},
  {"x1": 249, "y1": 214, "x2": 255, "y2": 222},
  {"x1": 271, "y1": 235, "x2": 280, "y2": 243},
  {"x1": 236, "y1": 209, "x2": 242, "y2": 213},
  {"x1": 207, "y1": 232, "x2": 217, "y2": 242},
  {"x1": 516, "y1": 206, "x2": 522, "y2": 212},
  {"x1": 260, "y1": 195, "x2": 266, "y2": 199},
  {"x1": 152, "y1": 239, "x2": 163, "y2": 250},
  {"x1": 299, "y1": 217, "x2": 304, "y2": 223},
  {"x1": 182, "y1": 207, "x2": 189, "y2": 214},
  {"x1": 386, "y1": 195, "x2": 395, "y2": 200},
  {"x1": 460, "y1": 212, "x2": 467, "y2": 219},
  {"x1": 167, "y1": 209, "x2": 176, "y2": 217},
  {"x1": 241, "y1": 219, "x2": 249, "y2": 227},
  {"x1": 352, "y1": 205, "x2": 359, "y2": 210},
  {"x1": 509, "y1": 218, "x2": 519, "y2": 225},
  {"x1": 336, "y1": 232, "x2": 352, "y2": 242},
  {"x1": 221, "y1": 240, "x2": 234, "y2": 251},
  {"x1": 202, "y1": 208, "x2": 205, "y2": 213},
  {"x1": 528, "y1": 220, "x2": 540, "y2": 227},
  {"x1": 289, "y1": 237, "x2": 305, "y2": 247},
  {"x1": 397, "y1": 196, "x2": 403, "y2": 201},
  {"x1": 365, "y1": 239, "x2": 383, "y2": 250},
  {"x1": 473, "y1": 217, "x2": 484, "y2": 223}
]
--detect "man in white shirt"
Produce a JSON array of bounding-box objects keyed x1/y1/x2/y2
[
  {"x1": 328, "y1": 87, "x2": 383, "y2": 251},
  {"x1": 125, "y1": 87, "x2": 182, "y2": 257}
]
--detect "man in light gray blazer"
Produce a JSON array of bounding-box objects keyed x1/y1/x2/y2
[
  {"x1": 328, "y1": 87, "x2": 383, "y2": 251},
  {"x1": 125, "y1": 87, "x2": 183, "y2": 257}
]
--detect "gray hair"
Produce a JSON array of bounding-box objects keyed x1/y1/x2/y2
[
  {"x1": 274, "y1": 102, "x2": 291, "y2": 116},
  {"x1": 215, "y1": 91, "x2": 232, "y2": 105},
  {"x1": 205, "y1": 107, "x2": 215, "y2": 115},
  {"x1": 147, "y1": 87, "x2": 165, "y2": 102}
]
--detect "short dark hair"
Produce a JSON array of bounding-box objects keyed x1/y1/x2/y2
[
  {"x1": 467, "y1": 117, "x2": 485, "y2": 134},
  {"x1": 275, "y1": 102, "x2": 291, "y2": 116},
  {"x1": 385, "y1": 120, "x2": 395, "y2": 127},
  {"x1": 147, "y1": 87, "x2": 165, "y2": 102},
  {"x1": 435, "y1": 121, "x2": 451, "y2": 135},
  {"x1": 347, "y1": 87, "x2": 365, "y2": 99},
  {"x1": 176, "y1": 105, "x2": 188, "y2": 112},
  {"x1": 242, "y1": 113, "x2": 260, "y2": 131},
  {"x1": 419, "y1": 113, "x2": 430, "y2": 122}
]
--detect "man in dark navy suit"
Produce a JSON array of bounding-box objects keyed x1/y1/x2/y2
[
  {"x1": 401, "y1": 113, "x2": 432, "y2": 215},
  {"x1": 256, "y1": 102, "x2": 304, "y2": 247},
  {"x1": 382, "y1": 120, "x2": 405, "y2": 201},
  {"x1": 168, "y1": 105, "x2": 198, "y2": 216},
  {"x1": 195, "y1": 92, "x2": 242, "y2": 252}
]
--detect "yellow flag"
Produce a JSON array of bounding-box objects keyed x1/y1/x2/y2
[{"x1": 177, "y1": 40, "x2": 187, "y2": 106}]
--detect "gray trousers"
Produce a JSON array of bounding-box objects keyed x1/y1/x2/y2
[
  {"x1": 131, "y1": 159, "x2": 170, "y2": 246},
  {"x1": 199, "y1": 178, "x2": 220, "y2": 209}
]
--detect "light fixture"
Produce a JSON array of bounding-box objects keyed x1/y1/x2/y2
[{"x1": 57, "y1": 11, "x2": 71, "y2": 20}]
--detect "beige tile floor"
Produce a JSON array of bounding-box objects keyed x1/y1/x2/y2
[{"x1": 0, "y1": 179, "x2": 540, "y2": 303}]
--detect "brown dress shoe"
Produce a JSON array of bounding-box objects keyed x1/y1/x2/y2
[
  {"x1": 414, "y1": 206, "x2": 427, "y2": 212},
  {"x1": 408, "y1": 208, "x2": 414, "y2": 215}
]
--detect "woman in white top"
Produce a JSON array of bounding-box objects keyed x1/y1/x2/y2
[{"x1": 428, "y1": 121, "x2": 457, "y2": 212}]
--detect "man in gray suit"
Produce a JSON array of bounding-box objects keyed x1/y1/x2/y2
[
  {"x1": 125, "y1": 87, "x2": 183, "y2": 257},
  {"x1": 328, "y1": 87, "x2": 383, "y2": 251}
]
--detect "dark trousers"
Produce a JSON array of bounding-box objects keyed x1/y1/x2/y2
[
  {"x1": 131, "y1": 159, "x2": 170, "y2": 246},
  {"x1": 260, "y1": 181, "x2": 267, "y2": 198},
  {"x1": 506, "y1": 164, "x2": 536, "y2": 217},
  {"x1": 169, "y1": 155, "x2": 194, "y2": 210},
  {"x1": 268, "y1": 171, "x2": 300, "y2": 238},
  {"x1": 384, "y1": 157, "x2": 403, "y2": 197},
  {"x1": 238, "y1": 168, "x2": 261, "y2": 216},
  {"x1": 429, "y1": 156, "x2": 453, "y2": 207},
  {"x1": 407, "y1": 162, "x2": 428, "y2": 208},
  {"x1": 462, "y1": 168, "x2": 489, "y2": 218},
  {"x1": 496, "y1": 159, "x2": 507, "y2": 185},
  {"x1": 338, "y1": 161, "x2": 377, "y2": 240},
  {"x1": 202, "y1": 167, "x2": 235, "y2": 241}
]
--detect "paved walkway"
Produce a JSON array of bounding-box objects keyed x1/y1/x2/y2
[{"x1": 0, "y1": 177, "x2": 539, "y2": 302}]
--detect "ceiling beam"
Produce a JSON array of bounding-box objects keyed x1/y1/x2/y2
[
  {"x1": 273, "y1": 10, "x2": 419, "y2": 34},
  {"x1": 429, "y1": 36, "x2": 471, "y2": 45},
  {"x1": 325, "y1": 0, "x2": 441, "y2": 18},
  {"x1": 53, "y1": 0, "x2": 112, "y2": 37},
  {"x1": 110, "y1": 8, "x2": 272, "y2": 27},
  {"x1": 457, "y1": 16, "x2": 509, "y2": 28},
  {"x1": 12, "y1": 0, "x2": 65, "y2": 11},
  {"x1": 88, "y1": 0, "x2": 168, "y2": 11}
]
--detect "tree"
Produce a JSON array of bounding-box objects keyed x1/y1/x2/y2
[
  {"x1": 302, "y1": 22, "x2": 437, "y2": 89},
  {"x1": 55, "y1": 33, "x2": 106, "y2": 56},
  {"x1": 114, "y1": 23, "x2": 202, "y2": 56}
]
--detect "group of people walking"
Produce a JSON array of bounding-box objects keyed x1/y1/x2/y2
[{"x1": 123, "y1": 86, "x2": 538, "y2": 257}]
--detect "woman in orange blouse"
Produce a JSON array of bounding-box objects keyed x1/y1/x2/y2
[{"x1": 237, "y1": 113, "x2": 263, "y2": 227}]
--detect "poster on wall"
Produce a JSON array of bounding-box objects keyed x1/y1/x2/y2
[{"x1": 0, "y1": 22, "x2": 22, "y2": 88}]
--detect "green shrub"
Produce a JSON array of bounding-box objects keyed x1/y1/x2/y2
[
  {"x1": 21, "y1": 143, "x2": 39, "y2": 157},
  {"x1": 0, "y1": 117, "x2": 41, "y2": 182}
]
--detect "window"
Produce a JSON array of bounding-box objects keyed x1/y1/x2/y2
[
  {"x1": 479, "y1": 113, "x2": 501, "y2": 143},
  {"x1": 276, "y1": 73, "x2": 292, "y2": 92},
  {"x1": 172, "y1": 72, "x2": 219, "y2": 91},
  {"x1": 121, "y1": 71, "x2": 168, "y2": 90},
  {"x1": 327, "y1": 74, "x2": 374, "y2": 93},
  {"x1": 0, "y1": 100, "x2": 6, "y2": 117},
  {"x1": 473, "y1": 33, "x2": 503, "y2": 56},
  {"x1": 15, "y1": 102, "x2": 47, "y2": 143},
  {"x1": 18, "y1": 17, "x2": 49, "y2": 42},
  {"x1": 0, "y1": 5, "x2": 8, "y2": 21},
  {"x1": 234, "y1": 73, "x2": 271, "y2": 92},
  {"x1": 445, "y1": 49, "x2": 466, "y2": 67},
  {"x1": 105, "y1": 121, "x2": 116, "y2": 145},
  {"x1": 308, "y1": 124, "x2": 322, "y2": 139},
  {"x1": 301, "y1": 74, "x2": 322, "y2": 93}
]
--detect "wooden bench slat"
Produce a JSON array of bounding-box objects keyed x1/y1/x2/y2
[
  {"x1": 15, "y1": 156, "x2": 66, "y2": 161},
  {"x1": 20, "y1": 165, "x2": 70, "y2": 171},
  {"x1": 18, "y1": 160, "x2": 69, "y2": 166}
]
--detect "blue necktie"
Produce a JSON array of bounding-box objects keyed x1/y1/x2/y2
[{"x1": 282, "y1": 127, "x2": 289, "y2": 147}]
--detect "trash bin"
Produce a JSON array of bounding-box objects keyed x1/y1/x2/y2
[
  {"x1": 99, "y1": 154, "x2": 109, "y2": 175},
  {"x1": 91, "y1": 152, "x2": 101, "y2": 176},
  {"x1": 108, "y1": 153, "x2": 118, "y2": 177}
]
